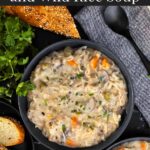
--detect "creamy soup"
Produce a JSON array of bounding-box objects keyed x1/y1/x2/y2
[
  {"x1": 27, "y1": 46, "x2": 127, "y2": 147},
  {"x1": 113, "y1": 141, "x2": 150, "y2": 150}
]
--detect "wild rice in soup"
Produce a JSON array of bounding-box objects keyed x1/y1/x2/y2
[{"x1": 27, "y1": 46, "x2": 127, "y2": 147}]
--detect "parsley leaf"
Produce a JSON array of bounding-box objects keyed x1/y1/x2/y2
[
  {"x1": 16, "y1": 81, "x2": 35, "y2": 97},
  {"x1": 88, "y1": 92, "x2": 94, "y2": 96},
  {"x1": 0, "y1": 8, "x2": 35, "y2": 101},
  {"x1": 18, "y1": 57, "x2": 29, "y2": 65},
  {"x1": 62, "y1": 124, "x2": 66, "y2": 133},
  {"x1": 76, "y1": 72, "x2": 84, "y2": 79}
]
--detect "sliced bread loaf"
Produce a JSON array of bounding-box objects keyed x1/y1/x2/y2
[
  {"x1": 3, "y1": 6, "x2": 80, "y2": 38},
  {"x1": 0, "y1": 117, "x2": 25, "y2": 146}
]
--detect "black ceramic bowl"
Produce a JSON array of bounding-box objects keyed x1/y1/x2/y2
[
  {"x1": 0, "y1": 100, "x2": 34, "y2": 150},
  {"x1": 107, "y1": 137, "x2": 150, "y2": 150},
  {"x1": 18, "y1": 39, "x2": 134, "y2": 150}
]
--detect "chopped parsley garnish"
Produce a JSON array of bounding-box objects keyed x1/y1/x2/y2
[
  {"x1": 88, "y1": 92, "x2": 94, "y2": 96},
  {"x1": 103, "y1": 110, "x2": 110, "y2": 121},
  {"x1": 75, "y1": 92, "x2": 79, "y2": 96},
  {"x1": 0, "y1": 8, "x2": 35, "y2": 101},
  {"x1": 76, "y1": 72, "x2": 84, "y2": 79},
  {"x1": 43, "y1": 99, "x2": 48, "y2": 106},
  {"x1": 62, "y1": 124, "x2": 66, "y2": 133},
  {"x1": 88, "y1": 115, "x2": 92, "y2": 119},
  {"x1": 99, "y1": 76, "x2": 104, "y2": 81},
  {"x1": 16, "y1": 81, "x2": 35, "y2": 97},
  {"x1": 103, "y1": 111, "x2": 108, "y2": 117},
  {"x1": 80, "y1": 104, "x2": 83, "y2": 108},
  {"x1": 89, "y1": 125, "x2": 95, "y2": 130},
  {"x1": 99, "y1": 101, "x2": 102, "y2": 105}
]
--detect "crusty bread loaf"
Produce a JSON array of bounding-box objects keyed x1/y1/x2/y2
[
  {"x1": 0, "y1": 145, "x2": 7, "y2": 150},
  {"x1": 3, "y1": 6, "x2": 80, "y2": 38},
  {"x1": 0, "y1": 117, "x2": 25, "y2": 146}
]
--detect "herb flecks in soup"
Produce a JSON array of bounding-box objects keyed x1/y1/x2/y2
[{"x1": 27, "y1": 46, "x2": 127, "y2": 147}]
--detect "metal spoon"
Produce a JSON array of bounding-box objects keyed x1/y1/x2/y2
[{"x1": 103, "y1": 6, "x2": 150, "y2": 75}]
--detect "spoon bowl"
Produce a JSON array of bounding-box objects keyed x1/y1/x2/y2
[
  {"x1": 104, "y1": 6, "x2": 129, "y2": 34},
  {"x1": 103, "y1": 6, "x2": 150, "y2": 75}
]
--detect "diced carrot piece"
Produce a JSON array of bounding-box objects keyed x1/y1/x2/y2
[
  {"x1": 66, "y1": 138, "x2": 76, "y2": 147},
  {"x1": 102, "y1": 57, "x2": 110, "y2": 69},
  {"x1": 67, "y1": 59, "x2": 78, "y2": 67},
  {"x1": 90, "y1": 54, "x2": 100, "y2": 69},
  {"x1": 141, "y1": 141, "x2": 147, "y2": 150},
  {"x1": 71, "y1": 116, "x2": 78, "y2": 128}
]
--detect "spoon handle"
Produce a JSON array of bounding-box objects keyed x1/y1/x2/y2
[{"x1": 126, "y1": 32, "x2": 150, "y2": 75}]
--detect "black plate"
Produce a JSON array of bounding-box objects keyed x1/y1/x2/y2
[
  {"x1": 18, "y1": 39, "x2": 134, "y2": 150},
  {"x1": 107, "y1": 137, "x2": 150, "y2": 150},
  {"x1": 0, "y1": 100, "x2": 34, "y2": 150}
]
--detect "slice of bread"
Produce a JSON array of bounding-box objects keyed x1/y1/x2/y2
[
  {"x1": 0, "y1": 117, "x2": 25, "y2": 146},
  {"x1": 0, "y1": 145, "x2": 8, "y2": 150},
  {"x1": 3, "y1": 6, "x2": 80, "y2": 38}
]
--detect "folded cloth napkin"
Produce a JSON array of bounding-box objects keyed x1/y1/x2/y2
[{"x1": 75, "y1": 6, "x2": 150, "y2": 126}]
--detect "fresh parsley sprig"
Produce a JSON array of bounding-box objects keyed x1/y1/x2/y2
[
  {"x1": 16, "y1": 81, "x2": 35, "y2": 97},
  {"x1": 0, "y1": 8, "x2": 35, "y2": 102}
]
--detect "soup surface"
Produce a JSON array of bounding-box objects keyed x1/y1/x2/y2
[
  {"x1": 27, "y1": 46, "x2": 127, "y2": 147},
  {"x1": 113, "y1": 141, "x2": 150, "y2": 150}
]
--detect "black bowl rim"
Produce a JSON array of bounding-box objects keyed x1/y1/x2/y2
[
  {"x1": 107, "y1": 137, "x2": 150, "y2": 150},
  {"x1": 0, "y1": 100, "x2": 35, "y2": 150},
  {"x1": 18, "y1": 39, "x2": 134, "y2": 150}
]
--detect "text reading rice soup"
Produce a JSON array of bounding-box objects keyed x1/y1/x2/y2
[{"x1": 27, "y1": 46, "x2": 127, "y2": 147}]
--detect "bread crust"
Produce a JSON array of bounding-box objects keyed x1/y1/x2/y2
[
  {"x1": 0, "y1": 144, "x2": 8, "y2": 150},
  {"x1": 3, "y1": 6, "x2": 80, "y2": 38}
]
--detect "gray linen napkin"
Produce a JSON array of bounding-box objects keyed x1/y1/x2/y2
[{"x1": 75, "y1": 6, "x2": 150, "y2": 126}]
